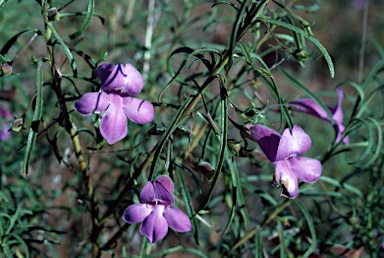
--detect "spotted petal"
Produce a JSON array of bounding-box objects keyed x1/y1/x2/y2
[
  {"x1": 249, "y1": 124, "x2": 281, "y2": 162},
  {"x1": 99, "y1": 95, "x2": 128, "y2": 144},
  {"x1": 97, "y1": 63, "x2": 115, "y2": 85},
  {"x1": 99, "y1": 63, "x2": 143, "y2": 95},
  {"x1": 74, "y1": 92, "x2": 109, "y2": 115},
  {"x1": 276, "y1": 125, "x2": 311, "y2": 161},
  {"x1": 139, "y1": 205, "x2": 168, "y2": 243},
  {"x1": 122, "y1": 203, "x2": 153, "y2": 224},
  {"x1": 163, "y1": 206, "x2": 192, "y2": 232},
  {"x1": 122, "y1": 96, "x2": 154, "y2": 124},
  {"x1": 153, "y1": 176, "x2": 174, "y2": 204}
]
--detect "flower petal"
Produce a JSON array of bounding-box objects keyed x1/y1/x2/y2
[
  {"x1": 74, "y1": 92, "x2": 109, "y2": 115},
  {"x1": 335, "y1": 124, "x2": 349, "y2": 144},
  {"x1": 291, "y1": 98, "x2": 329, "y2": 121},
  {"x1": 332, "y1": 88, "x2": 349, "y2": 144},
  {"x1": 163, "y1": 206, "x2": 192, "y2": 232},
  {"x1": 0, "y1": 125, "x2": 11, "y2": 141},
  {"x1": 100, "y1": 63, "x2": 143, "y2": 96},
  {"x1": 291, "y1": 88, "x2": 348, "y2": 145},
  {"x1": 97, "y1": 63, "x2": 115, "y2": 85},
  {"x1": 289, "y1": 157, "x2": 322, "y2": 183},
  {"x1": 99, "y1": 95, "x2": 128, "y2": 144},
  {"x1": 122, "y1": 96, "x2": 154, "y2": 124},
  {"x1": 153, "y1": 175, "x2": 174, "y2": 204},
  {"x1": 140, "y1": 181, "x2": 156, "y2": 203},
  {"x1": 274, "y1": 160, "x2": 299, "y2": 198},
  {"x1": 0, "y1": 107, "x2": 12, "y2": 141},
  {"x1": 122, "y1": 203, "x2": 152, "y2": 224},
  {"x1": 249, "y1": 124, "x2": 281, "y2": 162},
  {"x1": 328, "y1": 87, "x2": 344, "y2": 124},
  {"x1": 276, "y1": 125, "x2": 311, "y2": 160},
  {"x1": 139, "y1": 205, "x2": 168, "y2": 243}
]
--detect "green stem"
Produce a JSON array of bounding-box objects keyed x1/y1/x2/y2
[{"x1": 43, "y1": 3, "x2": 99, "y2": 257}]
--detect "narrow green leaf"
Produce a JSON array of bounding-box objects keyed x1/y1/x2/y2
[
  {"x1": 0, "y1": 0, "x2": 8, "y2": 12},
  {"x1": 370, "y1": 38, "x2": 384, "y2": 58},
  {"x1": 69, "y1": 0, "x2": 95, "y2": 39},
  {"x1": 277, "y1": 220, "x2": 289, "y2": 258},
  {"x1": 222, "y1": 189, "x2": 237, "y2": 236},
  {"x1": 226, "y1": 151, "x2": 249, "y2": 229},
  {"x1": 319, "y1": 176, "x2": 363, "y2": 198},
  {"x1": 23, "y1": 60, "x2": 44, "y2": 177},
  {"x1": 360, "y1": 117, "x2": 382, "y2": 168},
  {"x1": 261, "y1": 17, "x2": 335, "y2": 77},
  {"x1": 46, "y1": 22, "x2": 77, "y2": 76},
  {"x1": 295, "y1": 200, "x2": 317, "y2": 258},
  {"x1": 362, "y1": 57, "x2": 384, "y2": 91},
  {"x1": 147, "y1": 246, "x2": 209, "y2": 258},
  {"x1": 347, "y1": 118, "x2": 373, "y2": 166},
  {"x1": 9, "y1": 233, "x2": 30, "y2": 258},
  {"x1": 177, "y1": 169, "x2": 199, "y2": 244},
  {"x1": 0, "y1": 53, "x2": 7, "y2": 63},
  {"x1": 356, "y1": 85, "x2": 384, "y2": 118},
  {"x1": 253, "y1": 227, "x2": 263, "y2": 258},
  {"x1": 278, "y1": 67, "x2": 336, "y2": 129},
  {"x1": 199, "y1": 76, "x2": 228, "y2": 210},
  {"x1": 0, "y1": 30, "x2": 35, "y2": 56}
]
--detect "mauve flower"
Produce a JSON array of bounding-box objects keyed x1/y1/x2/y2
[
  {"x1": 0, "y1": 106, "x2": 12, "y2": 141},
  {"x1": 74, "y1": 63, "x2": 154, "y2": 144},
  {"x1": 291, "y1": 88, "x2": 348, "y2": 144},
  {"x1": 249, "y1": 124, "x2": 322, "y2": 198},
  {"x1": 122, "y1": 175, "x2": 192, "y2": 243}
]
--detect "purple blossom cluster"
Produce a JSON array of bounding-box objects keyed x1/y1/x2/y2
[{"x1": 72, "y1": 62, "x2": 348, "y2": 243}]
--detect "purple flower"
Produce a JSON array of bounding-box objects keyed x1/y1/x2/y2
[
  {"x1": 291, "y1": 88, "x2": 348, "y2": 144},
  {"x1": 0, "y1": 106, "x2": 12, "y2": 141},
  {"x1": 122, "y1": 175, "x2": 192, "y2": 243},
  {"x1": 74, "y1": 63, "x2": 154, "y2": 144},
  {"x1": 249, "y1": 124, "x2": 322, "y2": 198}
]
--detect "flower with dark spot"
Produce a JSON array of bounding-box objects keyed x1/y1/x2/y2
[{"x1": 248, "y1": 124, "x2": 322, "y2": 198}]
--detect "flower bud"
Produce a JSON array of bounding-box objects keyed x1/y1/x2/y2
[
  {"x1": 48, "y1": 7, "x2": 60, "y2": 21},
  {"x1": 11, "y1": 115, "x2": 25, "y2": 132},
  {"x1": 195, "y1": 161, "x2": 215, "y2": 180},
  {"x1": 1, "y1": 63, "x2": 12, "y2": 76}
]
